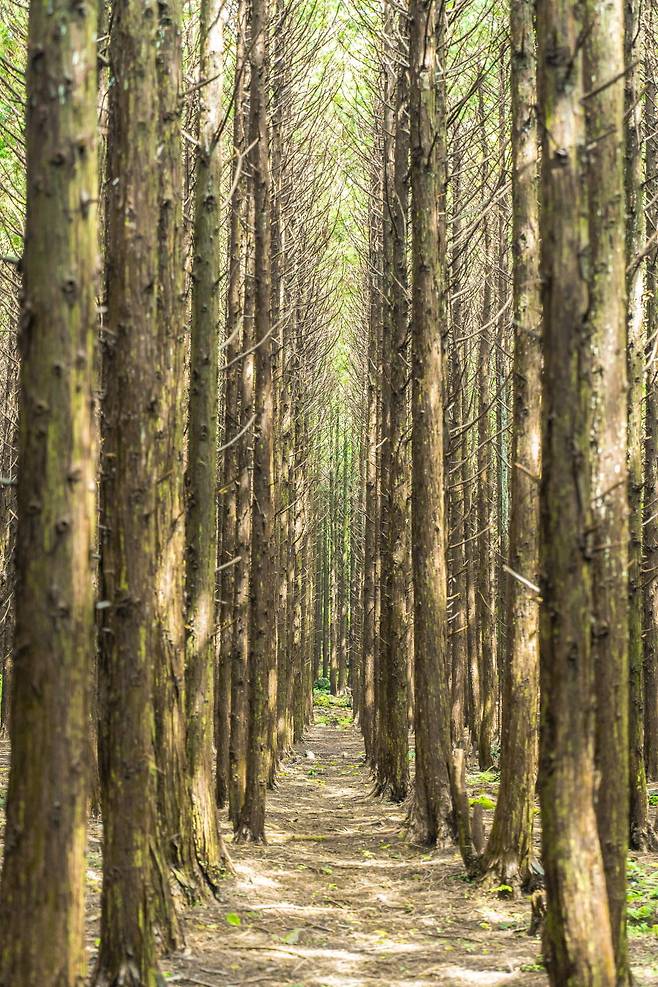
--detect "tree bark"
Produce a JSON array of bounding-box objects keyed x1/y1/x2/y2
[
  {"x1": 0, "y1": 0, "x2": 98, "y2": 980},
  {"x1": 644, "y1": 35, "x2": 658, "y2": 783},
  {"x1": 408, "y1": 0, "x2": 453, "y2": 847},
  {"x1": 186, "y1": 0, "x2": 229, "y2": 884},
  {"x1": 583, "y1": 0, "x2": 630, "y2": 976},
  {"x1": 154, "y1": 0, "x2": 206, "y2": 904},
  {"x1": 482, "y1": 0, "x2": 541, "y2": 889},
  {"x1": 237, "y1": 0, "x2": 276, "y2": 844},
  {"x1": 96, "y1": 0, "x2": 180, "y2": 977},
  {"x1": 537, "y1": 0, "x2": 617, "y2": 978},
  {"x1": 625, "y1": 0, "x2": 653, "y2": 850}
]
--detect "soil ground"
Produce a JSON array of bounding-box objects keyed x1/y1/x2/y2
[{"x1": 2, "y1": 721, "x2": 658, "y2": 985}]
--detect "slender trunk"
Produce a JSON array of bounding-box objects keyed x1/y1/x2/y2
[
  {"x1": 186, "y1": 0, "x2": 229, "y2": 883},
  {"x1": 408, "y1": 0, "x2": 453, "y2": 847},
  {"x1": 584, "y1": 0, "x2": 630, "y2": 976},
  {"x1": 644, "y1": 37, "x2": 658, "y2": 783},
  {"x1": 237, "y1": 0, "x2": 275, "y2": 844},
  {"x1": 476, "y1": 84, "x2": 498, "y2": 771},
  {"x1": 625, "y1": 0, "x2": 653, "y2": 850},
  {"x1": 223, "y1": 0, "x2": 249, "y2": 822},
  {"x1": 229, "y1": 189, "x2": 255, "y2": 828},
  {"x1": 378, "y1": 4, "x2": 410, "y2": 802},
  {"x1": 482, "y1": 0, "x2": 541, "y2": 889},
  {"x1": 154, "y1": 0, "x2": 205, "y2": 903}
]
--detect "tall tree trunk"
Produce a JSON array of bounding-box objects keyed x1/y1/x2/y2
[
  {"x1": 223, "y1": 0, "x2": 249, "y2": 822},
  {"x1": 186, "y1": 0, "x2": 229, "y2": 884},
  {"x1": 476, "y1": 84, "x2": 498, "y2": 771},
  {"x1": 482, "y1": 0, "x2": 541, "y2": 889},
  {"x1": 229, "y1": 189, "x2": 255, "y2": 828},
  {"x1": 361, "y1": 199, "x2": 380, "y2": 762},
  {"x1": 584, "y1": 0, "x2": 630, "y2": 976},
  {"x1": 408, "y1": 0, "x2": 453, "y2": 847},
  {"x1": 625, "y1": 0, "x2": 653, "y2": 850},
  {"x1": 644, "y1": 35, "x2": 658, "y2": 783},
  {"x1": 96, "y1": 0, "x2": 180, "y2": 978},
  {"x1": 0, "y1": 0, "x2": 98, "y2": 980},
  {"x1": 378, "y1": 3, "x2": 410, "y2": 802},
  {"x1": 154, "y1": 0, "x2": 205, "y2": 904},
  {"x1": 237, "y1": 0, "x2": 275, "y2": 844},
  {"x1": 537, "y1": 0, "x2": 617, "y2": 978}
]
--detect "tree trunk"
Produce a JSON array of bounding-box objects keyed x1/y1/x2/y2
[
  {"x1": 96, "y1": 0, "x2": 180, "y2": 978},
  {"x1": 0, "y1": 0, "x2": 98, "y2": 980},
  {"x1": 223, "y1": 0, "x2": 249, "y2": 823},
  {"x1": 408, "y1": 0, "x2": 453, "y2": 847},
  {"x1": 625, "y1": 0, "x2": 653, "y2": 850},
  {"x1": 482, "y1": 0, "x2": 541, "y2": 889},
  {"x1": 185, "y1": 0, "x2": 229, "y2": 885},
  {"x1": 537, "y1": 0, "x2": 617, "y2": 978},
  {"x1": 584, "y1": 0, "x2": 630, "y2": 976},
  {"x1": 154, "y1": 0, "x2": 206, "y2": 904},
  {"x1": 237, "y1": 0, "x2": 276, "y2": 844},
  {"x1": 378, "y1": 3, "x2": 410, "y2": 802},
  {"x1": 476, "y1": 84, "x2": 498, "y2": 771},
  {"x1": 229, "y1": 187, "x2": 255, "y2": 828},
  {"x1": 644, "y1": 35, "x2": 658, "y2": 783}
]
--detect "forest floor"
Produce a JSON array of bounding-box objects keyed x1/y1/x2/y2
[{"x1": 2, "y1": 717, "x2": 658, "y2": 986}]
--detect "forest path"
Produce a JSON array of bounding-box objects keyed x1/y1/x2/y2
[{"x1": 165, "y1": 723, "x2": 548, "y2": 987}]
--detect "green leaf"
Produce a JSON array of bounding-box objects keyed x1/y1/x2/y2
[{"x1": 225, "y1": 912, "x2": 242, "y2": 927}]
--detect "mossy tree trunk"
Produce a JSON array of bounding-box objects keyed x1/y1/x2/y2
[
  {"x1": 0, "y1": 0, "x2": 98, "y2": 980},
  {"x1": 584, "y1": 0, "x2": 630, "y2": 976},
  {"x1": 154, "y1": 0, "x2": 206, "y2": 905},
  {"x1": 537, "y1": 0, "x2": 617, "y2": 978},
  {"x1": 185, "y1": 0, "x2": 230, "y2": 884},
  {"x1": 96, "y1": 0, "x2": 180, "y2": 978}
]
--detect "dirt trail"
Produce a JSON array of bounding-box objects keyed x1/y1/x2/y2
[
  {"x1": 2, "y1": 725, "x2": 656, "y2": 985},
  {"x1": 164, "y1": 724, "x2": 549, "y2": 987}
]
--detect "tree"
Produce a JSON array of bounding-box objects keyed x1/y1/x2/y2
[
  {"x1": 154, "y1": 0, "x2": 205, "y2": 905},
  {"x1": 537, "y1": 0, "x2": 617, "y2": 977},
  {"x1": 377, "y1": 1, "x2": 410, "y2": 802},
  {"x1": 236, "y1": 0, "x2": 276, "y2": 844},
  {"x1": 481, "y1": 0, "x2": 541, "y2": 889},
  {"x1": 0, "y1": 0, "x2": 98, "y2": 980},
  {"x1": 95, "y1": 0, "x2": 179, "y2": 978},
  {"x1": 584, "y1": 0, "x2": 630, "y2": 975},
  {"x1": 185, "y1": 0, "x2": 229, "y2": 887},
  {"x1": 625, "y1": 0, "x2": 653, "y2": 851},
  {"x1": 408, "y1": 0, "x2": 453, "y2": 846}
]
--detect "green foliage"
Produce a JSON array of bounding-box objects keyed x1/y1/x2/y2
[
  {"x1": 474, "y1": 769, "x2": 499, "y2": 784},
  {"x1": 313, "y1": 690, "x2": 351, "y2": 709},
  {"x1": 225, "y1": 912, "x2": 242, "y2": 927},
  {"x1": 627, "y1": 859, "x2": 658, "y2": 936},
  {"x1": 312, "y1": 689, "x2": 353, "y2": 729},
  {"x1": 469, "y1": 795, "x2": 496, "y2": 811},
  {"x1": 314, "y1": 676, "x2": 331, "y2": 693},
  {"x1": 491, "y1": 884, "x2": 514, "y2": 897}
]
